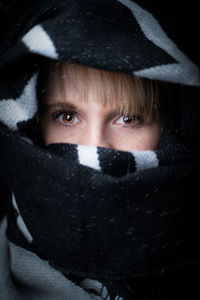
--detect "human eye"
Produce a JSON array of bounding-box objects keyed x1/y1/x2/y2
[
  {"x1": 51, "y1": 109, "x2": 79, "y2": 127},
  {"x1": 115, "y1": 115, "x2": 143, "y2": 127}
]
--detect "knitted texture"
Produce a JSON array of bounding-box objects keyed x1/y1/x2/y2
[{"x1": 0, "y1": 1, "x2": 200, "y2": 299}]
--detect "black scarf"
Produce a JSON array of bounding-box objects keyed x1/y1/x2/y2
[{"x1": 0, "y1": 1, "x2": 200, "y2": 299}]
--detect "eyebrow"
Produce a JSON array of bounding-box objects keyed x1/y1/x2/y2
[
  {"x1": 40, "y1": 101, "x2": 123, "y2": 117},
  {"x1": 42, "y1": 102, "x2": 77, "y2": 110}
]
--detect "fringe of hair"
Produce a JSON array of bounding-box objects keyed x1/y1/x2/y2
[{"x1": 37, "y1": 60, "x2": 161, "y2": 122}]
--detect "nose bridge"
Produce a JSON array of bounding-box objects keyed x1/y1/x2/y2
[{"x1": 84, "y1": 120, "x2": 111, "y2": 148}]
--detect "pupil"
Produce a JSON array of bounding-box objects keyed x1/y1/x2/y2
[
  {"x1": 123, "y1": 116, "x2": 134, "y2": 123},
  {"x1": 64, "y1": 112, "x2": 74, "y2": 123}
]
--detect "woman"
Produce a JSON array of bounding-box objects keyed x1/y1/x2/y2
[
  {"x1": 37, "y1": 60, "x2": 163, "y2": 150},
  {"x1": 0, "y1": 0, "x2": 199, "y2": 299}
]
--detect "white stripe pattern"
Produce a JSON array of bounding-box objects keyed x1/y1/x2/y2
[
  {"x1": 117, "y1": 0, "x2": 200, "y2": 86},
  {"x1": 22, "y1": 24, "x2": 58, "y2": 59},
  {"x1": 0, "y1": 74, "x2": 38, "y2": 130},
  {"x1": 77, "y1": 145, "x2": 101, "y2": 171},
  {"x1": 131, "y1": 150, "x2": 158, "y2": 171},
  {"x1": 12, "y1": 193, "x2": 33, "y2": 243}
]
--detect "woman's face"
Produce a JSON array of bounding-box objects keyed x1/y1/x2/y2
[{"x1": 39, "y1": 76, "x2": 163, "y2": 152}]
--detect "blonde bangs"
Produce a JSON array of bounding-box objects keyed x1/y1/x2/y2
[{"x1": 43, "y1": 61, "x2": 160, "y2": 122}]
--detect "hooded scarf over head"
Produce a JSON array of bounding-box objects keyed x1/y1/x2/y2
[{"x1": 0, "y1": 1, "x2": 200, "y2": 299}]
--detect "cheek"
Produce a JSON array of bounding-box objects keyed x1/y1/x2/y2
[
  {"x1": 43, "y1": 127, "x2": 60, "y2": 145},
  {"x1": 39, "y1": 120, "x2": 81, "y2": 146},
  {"x1": 39, "y1": 119, "x2": 59, "y2": 145},
  {"x1": 113, "y1": 124, "x2": 162, "y2": 151},
  {"x1": 41, "y1": 126, "x2": 68, "y2": 145},
  {"x1": 134, "y1": 125, "x2": 162, "y2": 150}
]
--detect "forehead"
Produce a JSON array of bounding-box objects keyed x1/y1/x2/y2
[
  {"x1": 45, "y1": 84, "x2": 122, "y2": 113},
  {"x1": 44, "y1": 62, "x2": 121, "y2": 106},
  {"x1": 39, "y1": 60, "x2": 159, "y2": 120}
]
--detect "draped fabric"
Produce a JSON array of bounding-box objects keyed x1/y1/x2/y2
[{"x1": 0, "y1": 1, "x2": 200, "y2": 299}]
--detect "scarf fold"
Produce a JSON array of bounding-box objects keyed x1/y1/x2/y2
[
  {"x1": 0, "y1": 0, "x2": 200, "y2": 299},
  {"x1": 0, "y1": 115, "x2": 199, "y2": 280}
]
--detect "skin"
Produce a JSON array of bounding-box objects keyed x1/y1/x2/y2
[{"x1": 39, "y1": 80, "x2": 163, "y2": 152}]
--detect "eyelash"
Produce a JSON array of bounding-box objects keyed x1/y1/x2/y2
[
  {"x1": 50, "y1": 109, "x2": 144, "y2": 128},
  {"x1": 115, "y1": 115, "x2": 144, "y2": 128},
  {"x1": 51, "y1": 109, "x2": 78, "y2": 127}
]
